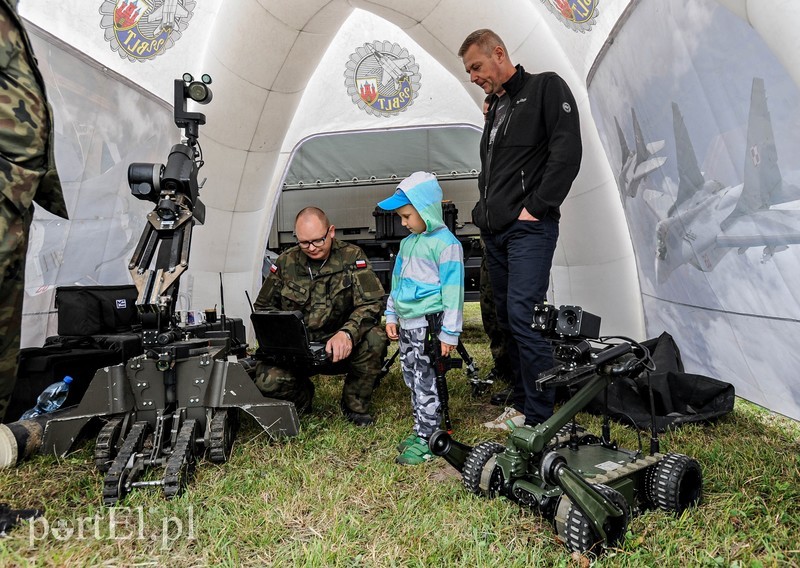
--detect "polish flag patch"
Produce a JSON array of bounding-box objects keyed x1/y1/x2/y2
[
  {"x1": 270, "y1": 263, "x2": 279, "y2": 273},
  {"x1": 355, "y1": 260, "x2": 367, "y2": 269}
]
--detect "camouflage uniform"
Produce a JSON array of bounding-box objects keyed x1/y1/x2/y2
[
  {"x1": 253, "y1": 238, "x2": 387, "y2": 415},
  {"x1": 479, "y1": 241, "x2": 513, "y2": 381},
  {"x1": 0, "y1": 1, "x2": 68, "y2": 422}
]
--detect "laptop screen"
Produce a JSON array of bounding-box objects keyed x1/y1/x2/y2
[{"x1": 250, "y1": 311, "x2": 312, "y2": 355}]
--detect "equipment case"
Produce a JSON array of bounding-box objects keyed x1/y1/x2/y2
[
  {"x1": 373, "y1": 201, "x2": 458, "y2": 239},
  {"x1": 6, "y1": 343, "x2": 127, "y2": 423},
  {"x1": 55, "y1": 285, "x2": 140, "y2": 336}
]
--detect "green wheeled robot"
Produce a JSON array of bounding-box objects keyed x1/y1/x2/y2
[{"x1": 430, "y1": 304, "x2": 703, "y2": 555}]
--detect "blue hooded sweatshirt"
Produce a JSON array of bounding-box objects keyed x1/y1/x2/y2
[{"x1": 381, "y1": 172, "x2": 464, "y2": 345}]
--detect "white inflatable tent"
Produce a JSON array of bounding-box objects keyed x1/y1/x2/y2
[{"x1": 16, "y1": 0, "x2": 800, "y2": 421}]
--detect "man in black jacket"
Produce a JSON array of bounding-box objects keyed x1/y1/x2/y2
[{"x1": 459, "y1": 29, "x2": 582, "y2": 428}]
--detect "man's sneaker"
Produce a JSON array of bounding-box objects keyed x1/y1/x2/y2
[
  {"x1": 483, "y1": 407, "x2": 525, "y2": 431},
  {"x1": 397, "y1": 433, "x2": 420, "y2": 453},
  {"x1": 396, "y1": 439, "x2": 434, "y2": 465}
]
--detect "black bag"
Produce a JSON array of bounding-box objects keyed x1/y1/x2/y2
[
  {"x1": 5, "y1": 344, "x2": 125, "y2": 423},
  {"x1": 55, "y1": 285, "x2": 140, "y2": 336},
  {"x1": 585, "y1": 332, "x2": 736, "y2": 432}
]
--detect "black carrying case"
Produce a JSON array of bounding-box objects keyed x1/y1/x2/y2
[
  {"x1": 373, "y1": 201, "x2": 458, "y2": 239},
  {"x1": 584, "y1": 332, "x2": 735, "y2": 432},
  {"x1": 6, "y1": 343, "x2": 126, "y2": 423},
  {"x1": 55, "y1": 285, "x2": 140, "y2": 336}
]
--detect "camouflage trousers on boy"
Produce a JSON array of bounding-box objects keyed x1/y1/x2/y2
[
  {"x1": 399, "y1": 326, "x2": 441, "y2": 439},
  {"x1": 253, "y1": 326, "x2": 387, "y2": 415}
]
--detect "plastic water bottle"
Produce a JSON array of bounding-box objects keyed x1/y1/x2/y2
[{"x1": 20, "y1": 376, "x2": 74, "y2": 420}]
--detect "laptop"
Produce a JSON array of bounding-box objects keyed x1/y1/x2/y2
[{"x1": 249, "y1": 310, "x2": 330, "y2": 367}]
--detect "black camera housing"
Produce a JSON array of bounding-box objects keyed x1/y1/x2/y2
[
  {"x1": 128, "y1": 74, "x2": 212, "y2": 224},
  {"x1": 532, "y1": 304, "x2": 601, "y2": 340}
]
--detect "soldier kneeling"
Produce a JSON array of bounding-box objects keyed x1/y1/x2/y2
[{"x1": 253, "y1": 207, "x2": 387, "y2": 426}]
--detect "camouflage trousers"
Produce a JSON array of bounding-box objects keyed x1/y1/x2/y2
[
  {"x1": 254, "y1": 326, "x2": 387, "y2": 415},
  {"x1": 399, "y1": 326, "x2": 441, "y2": 439},
  {"x1": 0, "y1": 198, "x2": 31, "y2": 423},
  {"x1": 479, "y1": 249, "x2": 513, "y2": 380}
]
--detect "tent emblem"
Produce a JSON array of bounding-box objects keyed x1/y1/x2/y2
[
  {"x1": 99, "y1": 0, "x2": 196, "y2": 62},
  {"x1": 345, "y1": 41, "x2": 421, "y2": 117},
  {"x1": 356, "y1": 78, "x2": 379, "y2": 105},
  {"x1": 540, "y1": 0, "x2": 600, "y2": 32}
]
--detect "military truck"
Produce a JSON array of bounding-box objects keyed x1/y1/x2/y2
[{"x1": 266, "y1": 124, "x2": 484, "y2": 300}]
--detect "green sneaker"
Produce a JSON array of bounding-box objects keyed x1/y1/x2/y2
[
  {"x1": 396, "y1": 433, "x2": 420, "y2": 453},
  {"x1": 396, "y1": 439, "x2": 434, "y2": 465}
]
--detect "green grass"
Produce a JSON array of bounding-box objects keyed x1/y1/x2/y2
[{"x1": 2, "y1": 303, "x2": 799, "y2": 566}]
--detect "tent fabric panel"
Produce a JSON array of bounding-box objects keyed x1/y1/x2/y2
[{"x1": 283, "y1": 126, "x2": 482, "y2": 186}]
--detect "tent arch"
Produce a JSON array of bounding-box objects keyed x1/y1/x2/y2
[
  {"x1": 713, "y1": 0, "x2": 800, "y2": 90},
  {"x1": 195, "y1": 0, "x2": 643, "y2": 336}
]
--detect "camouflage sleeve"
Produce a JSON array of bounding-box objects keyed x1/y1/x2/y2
[
  {"x1": 0, "y1": 5, "x2": 68, "y2": 219},
  {"x1": 339, "y1": 247, "x2": 385, "y2": 344},
  {"x1": 253, "y1": 260, "x2": 284, "y2": 311}
]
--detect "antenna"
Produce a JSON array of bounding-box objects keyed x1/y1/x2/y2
[{"x1": 218, "y1": 272, "x2": 226, "y2": 330}]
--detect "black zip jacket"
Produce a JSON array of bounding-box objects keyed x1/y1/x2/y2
[{"x1": 473, "y1": 65, "x2": 582, "y2": 233}]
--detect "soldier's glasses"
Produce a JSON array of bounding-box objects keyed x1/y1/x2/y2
[{"x1": 297, "y1": 226, "x2": 330, "y2": 249}]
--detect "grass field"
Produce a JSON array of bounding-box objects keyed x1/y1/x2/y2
[{"x1": 1, "y1": 303, "x2": 799, "y2": 567}]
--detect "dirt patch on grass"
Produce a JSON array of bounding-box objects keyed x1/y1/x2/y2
[{"x1": 429, "y1": 460, "x2": 462, "y2": 483}]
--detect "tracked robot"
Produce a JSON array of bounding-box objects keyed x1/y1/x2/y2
[{"x1": 38, "y1": 74, "x2": 300, "y2": 504}]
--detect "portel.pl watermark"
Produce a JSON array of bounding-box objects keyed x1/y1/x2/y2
[{"x1": 28, "y1": 506, "x2": 195, "y2": 549}]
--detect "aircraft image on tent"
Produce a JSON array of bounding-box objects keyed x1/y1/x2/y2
[
  {"x1": 146, "y1": 0, "x2": 190, "y2": 33},
  {"x1": 613, "y1": 107, "x2": 666, "y2": 200},
  {"x1": 653, "y1": 77, "x2": 800, "y2": 284},
  {"x1": 363, "y1": 43, "x2": 412, "y2": 89}
]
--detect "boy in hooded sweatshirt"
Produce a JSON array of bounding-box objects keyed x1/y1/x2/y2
[{"x1": 378, "y1": 171, "x2": 464, "y2": 465}]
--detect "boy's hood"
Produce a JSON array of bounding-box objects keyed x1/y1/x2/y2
[{"x1": 396, "y1": 171, "x2": 445, "y2": 233}]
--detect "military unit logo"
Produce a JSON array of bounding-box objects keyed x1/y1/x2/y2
[
  {"x1": 345, "y1": 41, "x2": 421, "y2": 117},
  {"x1": 99, "y1": 0, "x2": 195, "y2": 62},
  {"x1": 540, "y1": 0, "x2": 599, "y2": 32}
]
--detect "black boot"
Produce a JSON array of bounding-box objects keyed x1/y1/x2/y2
[
  {"x1": 296, "y1": 380, "x2": 315, "y2": 416},
  {"x1": 340, "y1": 401, "x2": 375, "y2": 426},
  {"x1": 490, "y1": 386, "x2": 514, "y2": 407}
]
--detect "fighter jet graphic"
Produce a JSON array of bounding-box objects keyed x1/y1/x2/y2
[
  {"x1": 614, "y1": 107, "x2": 666, "y2": 198},
  {"x1": 364, "y1": 44, "x2": 411, "y2": 89},
  {"x1": 654, "y1": 77, "x2": 800, "y2": 284},
  {"x1": 147, "y1": 0, "x2": 189, "y2": 33}
]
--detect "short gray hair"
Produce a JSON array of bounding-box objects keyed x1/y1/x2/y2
[{"x1": 458, "y1": 29, "x2": 507, "y2": 58}]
